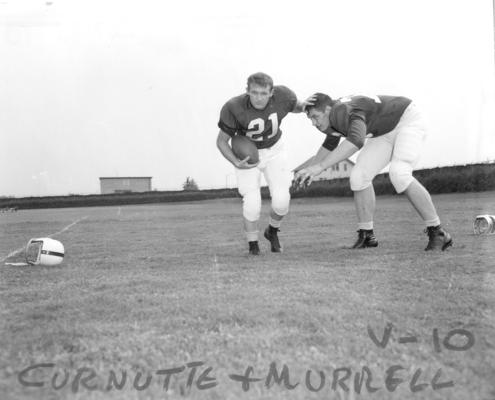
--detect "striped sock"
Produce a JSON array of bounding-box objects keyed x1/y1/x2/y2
[
  {"x1": 425, "y1": 217, "x2": 441, "y2": 228},
  {"x1": 269, "y1": 217, "x2": 282, "y2": 229},
  {"x1": 246, "y1": 230, "x2": 259, "y2": 242},
  {"x1": 358, "y1": 221, "x2": 373, "y2": 231}
]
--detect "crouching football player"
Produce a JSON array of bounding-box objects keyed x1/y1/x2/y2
[{"x1": 295, "y1": 93, "x2": 452, "y2": 251}]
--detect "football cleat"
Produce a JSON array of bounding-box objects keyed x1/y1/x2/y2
[
  {"x1": 425, "y1": 225, "x2": 453, "y2": 251},
  {"x1": 248, "y1": 241, "x2": 260, "y2": 255},
  {"x1": 351, "y1": 229, "x2": 378, "y2": 249},
  {"x1": 264, "y1": 226, "x2": 282, "y2": 253}
]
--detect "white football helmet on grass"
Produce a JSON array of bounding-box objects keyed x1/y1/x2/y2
[
  {"x1": 473, "y1": 215, "x2": 495, "y2": 235},
  {"x1": 26, "y1": 238, "x2": 65, "y2": 266}
]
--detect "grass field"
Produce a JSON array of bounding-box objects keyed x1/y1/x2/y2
[{"x1": 1, "y1": 191, "x2": 495, "y2": 400}]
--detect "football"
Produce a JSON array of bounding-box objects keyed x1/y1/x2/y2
[{"x1": 231, "y1": 135, "x2": 259, "y2": 164}]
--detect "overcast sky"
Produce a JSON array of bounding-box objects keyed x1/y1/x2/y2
[{"x1": 1, "y1": 0, "x2": 494, "y2": 197}]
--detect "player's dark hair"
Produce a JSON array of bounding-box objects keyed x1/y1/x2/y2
[
  {"x1": 247, "y1": 72, "x2": 274, "y2": 90},
  {"x1": 306, "y1": 92, "x2": 335, "y2": 113}
]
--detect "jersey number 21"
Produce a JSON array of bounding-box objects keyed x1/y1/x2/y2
[{"x1": 246, "y1": 113, "x2": 278, "y2": 141}]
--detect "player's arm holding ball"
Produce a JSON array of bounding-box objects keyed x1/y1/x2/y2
[
  {"x1": 217, "y1": 100, "x2": 259, "y2": 169},
  {"x1": 216, "y1": 130, "x2": 258, "y2": 169}
]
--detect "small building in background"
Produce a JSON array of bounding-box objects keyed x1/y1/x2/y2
[
  {"x1": 315, "y1": 159, "x2": 355, "y2": 181},
  {"x1": 99, "y1": 177, "x2": 152, "y2": 194}
]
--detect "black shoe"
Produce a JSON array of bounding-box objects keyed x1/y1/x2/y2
[
  {"x1": 248, "y1": 241, "x2": 260, "y2": 255},
  {"x1": 351, "y1": 229, "x2": 379, "y2": 249},
  {"x1": 264, "y1": 226, "x2": 282, "y2": 253},
  {"x1": 425, "y1": 225, "x2": 453, "y2": 251}
]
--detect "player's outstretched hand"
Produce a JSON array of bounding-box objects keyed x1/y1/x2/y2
[
  {"x1": 235, "y1": 156, "x2": 259, "y2": 169},
  {"x1": 294, "y1": 164, "x2": 324, "y2": 188},
  {"x1": 293, "y1": 174, "x2": 312, "y2": 191},
  {"x1": 290, "y1": 178, "x2": 309, "y2": 193}
]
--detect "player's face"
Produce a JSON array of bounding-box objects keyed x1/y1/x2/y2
[
  {"x1": 307, "y1": 107, "x2": 331, "y2": 131},
  {"x1": 247, "y1": 84, "x2": 274, "y2": 110}
]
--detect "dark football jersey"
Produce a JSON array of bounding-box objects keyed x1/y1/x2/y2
[
  {"x1": 321, "y1": 95, "x2": 412, "y2": 151},
  {"x1": 218, "y1": 85, "x2": 298, "y2": 149}
]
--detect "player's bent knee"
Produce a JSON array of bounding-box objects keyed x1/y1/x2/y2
[
  {"x1": 389, "y1": 161, "x2": 414, "y2": 193},
  {"x1": 271, "y1": 189, "x2": 290, "y2": 216},
  {"x1": 350, "y1": 167, "x2": 374, "y2": 191},
  {"x1": 272, "y1": 198, "x2": 290, "y2": 216},
  {"x1": 237, "y1": 182, "x2": 258, "y2": 197},
  {"x1": 242, "y1": 190, "x2": 261, "y2": 221}
]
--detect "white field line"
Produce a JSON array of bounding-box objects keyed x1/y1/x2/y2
[
  {"x1": 1, "y1": 216, "x2": 88, "y2": 263},
  {"x1": 50, "y1": 216, "x2": 88, "y2": 236},
  {"x1": 212, "y1": 254, "x2": 222, "y2": 292}
]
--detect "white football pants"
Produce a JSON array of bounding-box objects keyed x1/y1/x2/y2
[
  {"x1": 350, "y1": 103, "x2": 428, "y2": 194},
  {"x1": 235, "y1": 138, "x2": 292, "y2": 222}
]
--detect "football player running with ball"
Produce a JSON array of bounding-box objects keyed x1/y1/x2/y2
[
  {"x1": 295, "y1": 93, "x2": 452, "y2": 251},
  {"x1": 217, "y1": 72, "x2": 310, "y2": 255}
]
